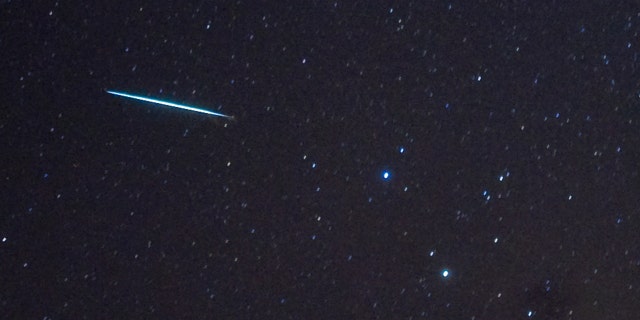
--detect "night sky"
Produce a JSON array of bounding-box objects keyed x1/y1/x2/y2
[{"x1": 3, "y1": 1, "x2": 640, "y2": 319}]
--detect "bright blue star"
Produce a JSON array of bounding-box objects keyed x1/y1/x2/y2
[{"x1": 382, "y1": 171, "x2": 391, "y2": 180}]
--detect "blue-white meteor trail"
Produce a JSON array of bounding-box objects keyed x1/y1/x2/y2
[{"x1": 106, "y1": 90, "x2": 232, "y2": 119}]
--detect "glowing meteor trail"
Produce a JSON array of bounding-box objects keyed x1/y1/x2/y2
[{"x1": 106, "y1": 90, "x2": 232, "y2": 119}]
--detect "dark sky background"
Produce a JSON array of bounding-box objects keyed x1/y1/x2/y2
[{"x1": 3, "y1": 1, "x2": 640, "y2": 319}]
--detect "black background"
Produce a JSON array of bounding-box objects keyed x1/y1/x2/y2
[{"x1": 2, "y1": 1, "x2": 640, "y2": 319}]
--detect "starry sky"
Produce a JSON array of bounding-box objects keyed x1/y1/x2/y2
[{"x1": 3, "y1": 1, "x2": 640, "y2": 319}]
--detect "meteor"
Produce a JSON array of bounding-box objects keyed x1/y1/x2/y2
[{"x1": 106, "y1": 90, "x2": 233, "y2": 119}]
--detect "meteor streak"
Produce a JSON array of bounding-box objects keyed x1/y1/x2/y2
[{"x1": 106, "y1": 90, "x2": 232, "y2": 119}]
